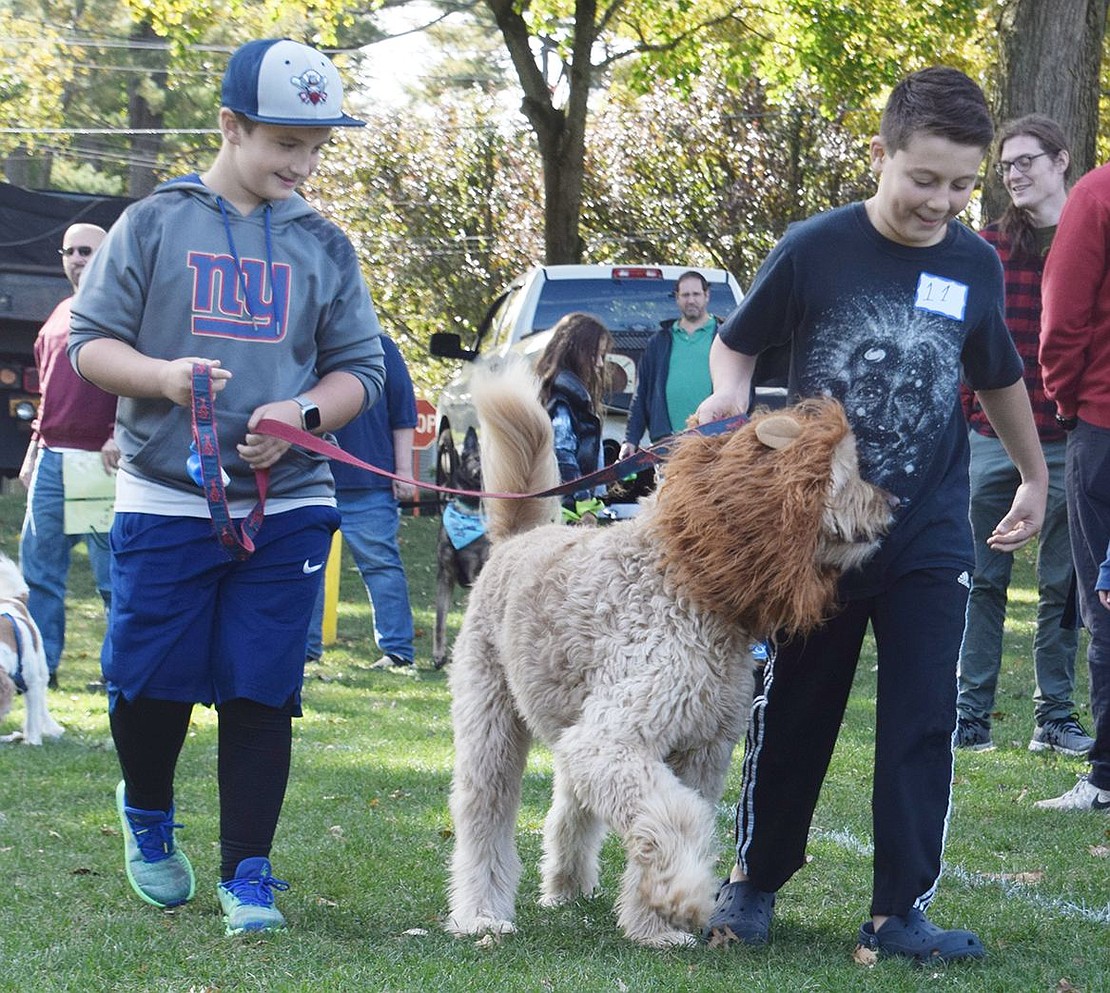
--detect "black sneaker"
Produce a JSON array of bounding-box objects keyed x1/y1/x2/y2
[
  {"x1": 1028, "y1": 716, "x2": 1094, "y2": 758},
  {"x1": 954, "y1": 716, "x2": 994, "y2": 752},
  {"x1": 47, "y1": 671, "x2": 59, "y2": 691}
]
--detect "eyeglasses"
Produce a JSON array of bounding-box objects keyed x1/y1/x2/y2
[
  {"x1": 993, "y1": 151, "x2": 1051, "y2": 179},
  {"x1": 59, "y1": 245, "x2": 95, "y2": 257}
]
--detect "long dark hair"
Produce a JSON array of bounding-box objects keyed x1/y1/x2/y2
[
  {"x1": 996, "y1": 114, "x2": 1072, "y2": 264},
  {"x1": 535, "y1": 312, "x2": 614, "y2": 414}
]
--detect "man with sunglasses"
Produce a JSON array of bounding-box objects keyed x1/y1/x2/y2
[{"x1": 18, "y1": 223, "x2": 116, "y2": 690}]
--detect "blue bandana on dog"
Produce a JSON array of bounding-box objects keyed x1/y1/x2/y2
[{"x1": 442, "y1": 501, "x2": 488, "y2": 550}]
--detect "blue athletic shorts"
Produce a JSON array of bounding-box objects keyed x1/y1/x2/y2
[{"x1": 103, "y1": 506, "x2": 339, "y2": 713}]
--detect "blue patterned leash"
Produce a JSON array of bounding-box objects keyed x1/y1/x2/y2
[{"x1": 191, "y1": 362, "x2": 268, "y2": 560}]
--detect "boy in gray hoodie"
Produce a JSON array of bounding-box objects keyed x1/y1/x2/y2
[{"x1": 69, "y1": 38, "x2": 384, "y2": 935}]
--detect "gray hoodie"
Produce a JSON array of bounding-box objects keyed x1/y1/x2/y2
[{"x1": 69, "y1": 175, "x2": 385, "y2": 502}]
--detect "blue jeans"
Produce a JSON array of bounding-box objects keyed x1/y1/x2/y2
[
  {"x1": 307, "y1": 487, "x2": 414, "y2": 663},
  {"x1": 18, "y1": 446, "x2": 112, "y2": 674},
  {"x1": 957, "y1": 432, "x2": 1077, "y2": 725},
  {"x1": 1064, "y1": 421, "x2": 1110, "y2": 790}
]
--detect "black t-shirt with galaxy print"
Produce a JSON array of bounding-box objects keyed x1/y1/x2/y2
[{"x1": 719, "y1": 202, "x2": 1022, "y2": 596}]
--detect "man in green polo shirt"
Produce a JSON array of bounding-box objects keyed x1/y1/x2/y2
[{"x1": 620, "y1": 270, "x2": 720, "y2": 460}]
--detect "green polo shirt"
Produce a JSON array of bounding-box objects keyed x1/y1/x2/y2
[{"x1": 664, "y1": 317, "x2": 716, "y2": 433}]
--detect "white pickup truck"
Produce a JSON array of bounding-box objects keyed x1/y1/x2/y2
[{"x1": 428, "y1": 263, "x2": 749, "y2": 510}]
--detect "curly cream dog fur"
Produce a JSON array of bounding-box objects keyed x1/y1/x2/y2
[
  {"x1": 445, "y1": 365, "x2": 892, "y2": 947},
  {"x1": 0, "y1": 554, "x2": 64, "y2": 745}
]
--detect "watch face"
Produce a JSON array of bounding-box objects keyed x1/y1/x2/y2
[{"x1": 303, "y1": 404, "x2": 322, "y2": 431}]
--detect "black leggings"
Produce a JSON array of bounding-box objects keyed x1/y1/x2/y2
[{"x1": 111, "y1": 695, "x2": 291, "y2": 880}]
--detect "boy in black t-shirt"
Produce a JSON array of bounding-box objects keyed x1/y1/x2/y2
[{"x1": 697, "y1": 67, "x2": 1047, "y2": 962}]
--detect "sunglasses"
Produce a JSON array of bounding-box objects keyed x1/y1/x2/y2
[{"x1": 59, "y1": 245, "x2": 95, "y2": 257}]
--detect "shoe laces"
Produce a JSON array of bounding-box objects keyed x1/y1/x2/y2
[
  {"x1": 1051, "y1": 715, "x2": 1088, "y2": 735},
  {"x1": 224, "y1": 866, "x2": 290, "y2": 908},
  {"x1": 955, "y1": 718, "x2": 988, "y2": 743},
  {"x1": 127, "y1": 810, "x2": 183, "y2": 863}
]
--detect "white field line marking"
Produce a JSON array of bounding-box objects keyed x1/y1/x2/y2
[{"x1": 810, "y1": 826, "x2": 1110, "y2": 925}]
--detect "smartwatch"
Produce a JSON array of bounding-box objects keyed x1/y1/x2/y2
[
  {"x1": 1055, "y1": 412, "x2": 1078, "y2": 432},
  {"x1": 293, "y1": 395, "x2": 322, "y2": 432}
]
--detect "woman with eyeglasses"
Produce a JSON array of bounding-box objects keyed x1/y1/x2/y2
[{"x1": 956, "y1": 115, "x2": 1093, "y2": 759}]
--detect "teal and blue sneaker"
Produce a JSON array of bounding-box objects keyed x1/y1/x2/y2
[
  {"x1": 115, "y1": 780, "x2": 195, "y2": 908},
  {"x1": 217, "y1": 857, "x2": 290, "y2": 935}
]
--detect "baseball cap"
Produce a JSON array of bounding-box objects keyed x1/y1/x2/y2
[{"x1": 221, "y1": 38, "x2": 365, "y2": 128}]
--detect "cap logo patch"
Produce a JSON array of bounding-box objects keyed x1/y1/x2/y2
[{"x1": 292, "y1": 68, "x2": 329, "y2": 107}]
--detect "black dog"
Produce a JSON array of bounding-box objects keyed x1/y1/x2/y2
[{"x1": 433, "y1": 428, "x2": 491, "y2": 669}]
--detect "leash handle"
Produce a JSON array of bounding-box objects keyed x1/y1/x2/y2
[
  {"x1": 254, "y1": 412, "x2": 749, "y2": 502},
  {"x1": 191, "y1": 362, "x2": 268, "y2": 560}
]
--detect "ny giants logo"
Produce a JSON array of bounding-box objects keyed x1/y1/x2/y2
[{"x1": 188, "y1": 252, "x2": 291, "y2": 341}]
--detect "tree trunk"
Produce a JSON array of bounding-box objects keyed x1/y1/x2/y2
[
  {"x1": 985, "y1": 0, "x2": 1109, "y2": 220},
  {"x1": 127, "y1": 20, "x2": 168, "y2": 198},
  {"x1": 485, "y1": 0, "x2": 599, "y2": 264}
]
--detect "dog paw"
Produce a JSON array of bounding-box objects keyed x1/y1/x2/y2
[
  {"x1": 444, "y1": 914, "x2": 517, "y2": 937},
  {"x1": 631, "y1": 928, "x2": 698, "y2": 949}
]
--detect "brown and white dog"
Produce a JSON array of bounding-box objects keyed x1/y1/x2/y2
[
  {"x1": 445, "y1": 365, "x2": 893, "y2": 947},
  {"x1": 0, "y1": 554, "x2": 64, "y2": 745}
]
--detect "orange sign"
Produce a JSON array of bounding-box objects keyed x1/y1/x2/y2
[{"x1": 414, "y1": 398, "x2": 437, "y2": 449}]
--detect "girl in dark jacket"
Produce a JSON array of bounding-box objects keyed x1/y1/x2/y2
[{"x1": 535, "y1": 312, "x2": 614, "y2": 522}]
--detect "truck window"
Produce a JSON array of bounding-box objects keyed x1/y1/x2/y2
[{"x1": 531, "y1": 278, "x2": 738, "y2": 335}]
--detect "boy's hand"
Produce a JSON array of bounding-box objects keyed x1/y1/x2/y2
[
  {"x1": 159, "y1": 358, "x2": 231, "y2": 407},
  {"x1": 239, "y1": 400, "x2": 298, "y2": 469},
  {"x1": 695, "y1": 389, "x2": 747, "y2": 425},
  {"x1": 986, "y1": 481, "x2": 1044, "y2": 553},
  {"x1": 1099, "y1": 589, "x2": 1110, "y2": 611}
]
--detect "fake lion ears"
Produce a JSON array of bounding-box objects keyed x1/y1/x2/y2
[{"x1": 754, "y1": 413, "x2": 803, "y2": 451}]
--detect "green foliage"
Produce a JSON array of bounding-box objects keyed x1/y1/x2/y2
[
  {"x1": 307, "y1": 101, "x2": 545, "y2": 397},
  {"x1": 584, "y1": 75, "x2": 874, "y2": 286}
]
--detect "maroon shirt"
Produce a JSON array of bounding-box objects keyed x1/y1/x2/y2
[
  {"x1": 961, "y1": 224, "x2": 1063, "y2": 443},
  {"x1": 33, "y1": 296, "x2": 116, "y2": 450}
]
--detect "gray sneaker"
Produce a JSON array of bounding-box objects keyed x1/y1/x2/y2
[
  {"x1": 1028, "y1": 716, "x2": 1094, "y2": 758},
  {"x1": 115, "y1": 780, "x2": 195, "y2": 908},
  {"x1": 954, "y1": 717, "x2": 994, "y2": 752},
  {"x1": 1034, "y1": 775, "x2": 1110, "y2": 812}
]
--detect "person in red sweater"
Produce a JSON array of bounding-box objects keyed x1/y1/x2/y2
[
  {"x1": 18, "y1": 223, "x2": 117, "y2": 688},
  {"x1": 1039, "y1": 159, "x2": 1110, "y2": 812},
  {"x1": 957, "y1": 115, "x2": 1092, "y2": 757}
]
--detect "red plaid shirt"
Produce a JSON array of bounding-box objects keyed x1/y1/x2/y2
[{"x1": 961, "y1": 224, "x2": 1063, "y2": 442}]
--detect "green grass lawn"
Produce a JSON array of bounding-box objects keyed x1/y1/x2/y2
[{"x1": 0, "y1": 488, "x2": 1106, "y2": 993}]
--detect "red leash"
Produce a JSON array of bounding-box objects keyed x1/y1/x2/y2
[
  {"x1": 254, "y1": 411, "x2": 749, "y2": 502},
  {"x1": 188, "y1": 357, "x2": 748, "y2": 559}
]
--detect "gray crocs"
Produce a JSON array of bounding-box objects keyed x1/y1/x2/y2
[
  {"x1": 858, "y1": 908, "x2": 985, "y2": 963},
  {"x1": 703, "y1": 879, "x2": 775, "y2": 947}
]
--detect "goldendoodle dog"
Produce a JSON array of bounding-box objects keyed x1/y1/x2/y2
[{"x1": 445, "y1": 365, "x2": 893, "y2": 948}]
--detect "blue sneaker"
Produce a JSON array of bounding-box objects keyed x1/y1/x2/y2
[
  {"x1": 217, "y1": 857, "x2": 290, "y2": 935},
  {"x1": 115, "y1": 780, "x2": 195, "y2": 908}
]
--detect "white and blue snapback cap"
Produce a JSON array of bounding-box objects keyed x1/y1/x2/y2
[{"x1": 221, "y1": 38, "x2": 365, "y2": 128}]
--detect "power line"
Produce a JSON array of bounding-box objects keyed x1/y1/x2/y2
[{"x1": 0, "y1": 128, "x2": 217, "y2": 135}]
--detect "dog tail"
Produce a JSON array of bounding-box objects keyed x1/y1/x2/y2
[{"x1": 472, "y1": 360, "x2": 561, "y2": 542}]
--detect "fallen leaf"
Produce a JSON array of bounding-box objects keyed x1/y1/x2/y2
[
  {"x1": 328, "y1": 825, "x2": 345, "y2": 839},
  {"x1": 1055, "y1": 980, "x2": 1080, "y2": 992},
  {"x1": 315, "y1": 897, "x2": 339, "y2": 907},
  {"x1": 475, "y1": 933, "x2": 500, "y2": 949},
  {"x1": 852, "y1": 943, "x2": 878, "y2": 967},
  {"x1": 981, "y1": 870, "x2": 1044, "y2": 885},
  {"x1": 402, "y1": 928, "x2": 429, "y2": 937},
  {"x1": 1088, "y1": 845, "x2": 1109, "y2": 858}
]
